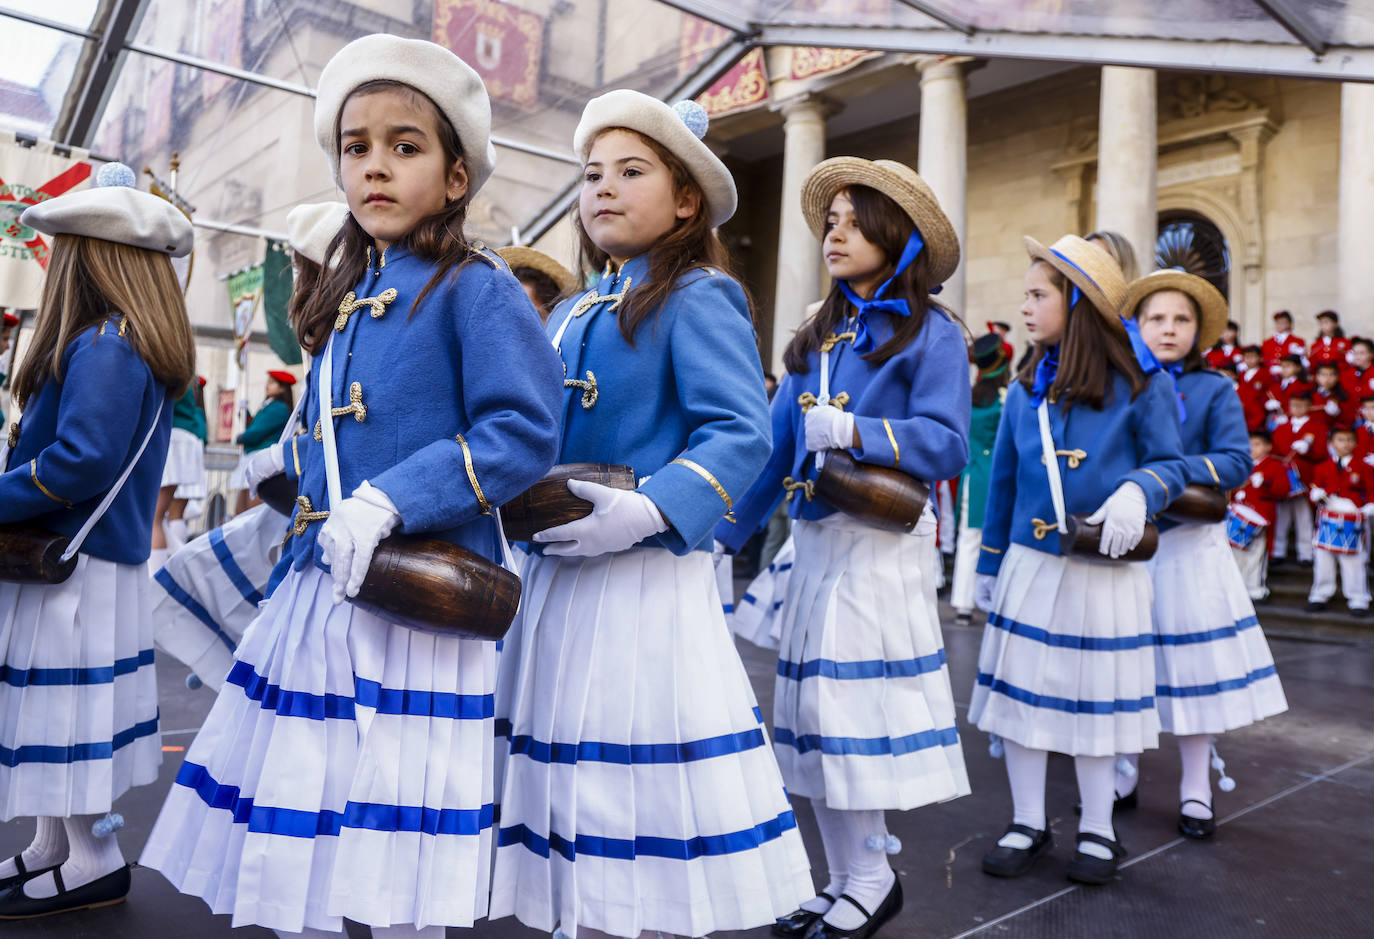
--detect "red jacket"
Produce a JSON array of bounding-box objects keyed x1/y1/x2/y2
[
  {"x1": 1204, "y1": 344, "x2": 1244, "y2": 370},
  {"x1": 1269, "y1": 378, "x2": 1313, "y2": 417},
  {"x1": 1342, "y1": 366, "x2": 1374, "y2": 403},
  {"x1": 1262, "y1": 333, "x2": 1307, "y2": 371},
  {"x1": 1310, "y1": 336, "x2": 1350, "y2": 369},
  {"x1": 1272, "y1": 414, "x2": 1328, "y2": 486},
  {"x1": 1313, "y1": 386, "x2": 1357, "y2": 429},
  {"x1": 1238, "y1": 366, "x2": 1273, "y2": 431},
  {"x1": 1311, "y1": 456, "x2": 1369, "y2": 508},
  {"x1": 1356, "y1": 425, "x2": 1374, "y2": 469},
  {"x1": 1232, "y1": 454, "x2": 1292, "y2": 533}
]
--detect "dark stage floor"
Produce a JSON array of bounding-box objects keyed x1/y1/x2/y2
[{"x1": 4, "y1": 602, "x2": 1371, "y2": 939}]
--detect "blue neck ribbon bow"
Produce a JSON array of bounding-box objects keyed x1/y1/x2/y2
[
  {"x1": 837, "y1": 228, "x2": 926, "y2": 354},
  {"x1": 1029, "y1": 343, "x2": 1059, "y2": 407},
  {"x1": 1120, "y1": 315, "x2": 1188, "y2": 422}
]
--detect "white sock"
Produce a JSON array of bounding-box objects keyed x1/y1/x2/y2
[
  {"x1": 821, "y1": 810, "x2": 895, "y2": 932},
  {"x1": 148, "y1": 546, "x2": 169, "y2": 572},
  {"x1": 1116, "y1": 753, "x2": 1139, "y2": 797},
  {"x1": 22, "y1": 815, "x2": 124, "y2": 899},
  {"x1": 804, "y1": 801, "x2": 851, "y2": 913},
  {"x1": 273, "y1": 929, "x2": 345, "y2": 939},
  {"x1": 1178, "y1": 734, "x2": 1214, "y2": 818},
  {"x1": 0, "y1": 817, "x2": 67, "y2": 881},
  {"x1": 998, "y1": 740, "x2": 1048, "y2": 848},
  {"x1": 372, "y1": 926, "x2": 445, "y2": 939},
  {"x1": 1075, "y1": 754, "x2": 1118, "y2": 860},
  {"x1": 166, "y1": 518, "x2": 189, "y2": 552}
]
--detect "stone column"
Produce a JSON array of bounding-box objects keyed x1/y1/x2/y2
[
  {"x1": 917, "y1": 55, "x2": 973, "y2": 316},
  {"x1": 771, "y1": 93, "x2": 836, "y2": 371},
  {"x1": 1340, "y1": 82, "x2": 1374, "y2": 336},
  {"x1": 1095, "y1": 66, "x2": 1158, "y2": 278}
]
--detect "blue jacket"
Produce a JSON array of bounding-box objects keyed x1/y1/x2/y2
[
  {"x1": 545, "y1": 255, "x2": 771, "y2": 554},
  {"x1": 282, "y1": 243, "x2": 563, "y2": 569},
  {"x1": 718, "y1": 306, "x2": 971, "y2": 551},
  {"x1": 1157, "y1": 369, "x2": 1251, "y2": 533},
  {"x1": 976, "y1": 370, "x2": 1187, "y2": 576},
  {"x1": 0, "y1": 317, "x2": 172, "y2": 565}
]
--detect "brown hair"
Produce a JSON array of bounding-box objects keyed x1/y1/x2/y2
[
  {"x1": 1084, "y1": 229, "x2": 1139, "y2": 280},
  {"x1": 12, "y1": 234, "x2": 195, "y2": 408},
  {"x1": 1017, "y1": 260, "x2": 1147, "y2": 409},
  {"x1": 512, "y1": 266, "x2": 565, "y2": 319},
  {"x1": 294, "y1": 80, "x2": 476, "y2": 355},
  {"x1": 1132, "y1": 288, "x2": 1206, "y2": 374},
  {"x1": 784, "y1": 184, "x2": 957, "y2": 374},
  {"x1": 574, "y1": 127, "x2": 742, "y2": 344}
]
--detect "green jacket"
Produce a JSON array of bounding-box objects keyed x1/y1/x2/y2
[
  {"x1": 958, "y1": 390, "x2": 1005, "y2": 530},
  {"x1": 237, "y1": 398, "x2": 290, "y2": 452},
  {"x1": 171, "y1": 387, "x2": 208, "y2": 443}
]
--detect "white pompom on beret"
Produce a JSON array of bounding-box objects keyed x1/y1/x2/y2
[
  {"x1": 573, "y1": 89, "x2": 737, "y2": 227},
  {"x1": 314, "y1": 34, "x2": 497, "y2": 196},
  {"x1": 20, "y1": 185, "x2": 194, "y2": 257},
  {"x1": 285, "y1": 201, "x2": 350, "y2": 267}
]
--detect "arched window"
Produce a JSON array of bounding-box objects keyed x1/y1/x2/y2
[{"x1": 1155, "y1": 211, "x2": 1230, "y2": 299}]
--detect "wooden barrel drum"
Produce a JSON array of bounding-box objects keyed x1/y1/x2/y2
[
  {"x1": 0, "y1": 525, "x2": 77, "y2": 584},
  {"x1": 1162, "y1": 484, "x2": 1228, "y2": 524},
  {"x1": 1058, "y1": 515, "x2": 1159, "y2": 562},
  {"x1": 501, "y1": 462, "x2": 637, "y2": 542},
  {"x1": 813, "y1": 450, "x2": 929, "y2": 533},
  {"x1": 256, "y1": 472, "x2": 299, "y2": 517}
]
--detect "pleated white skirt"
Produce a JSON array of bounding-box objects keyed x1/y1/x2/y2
[
  {"x1": 0, "y1": 557, "x2": 160, "y2": 819},
  {"x1": 969, "y1": 544, "x2": 1160, "y2": 757},
  {"x1": 140, "y1": 564, "x2": 497, "y2": 933},
  {"x1": 773, "y1": 514, "x2": 969, "y2": 811},
  {"x1": 729, "y1": 535, "x2": 794, "y2": 651},
  {"x1": 150, "y1": 504, "x2": 288, "y2": 691},
  {"x1": 1147, "y1": 523, "x2": 1288, "y2": 735},
  {"x1": 490, "y1": 547, "x2": 813, "y2": 939},
  {"x1": 162, "y1": 427, "x2": 206, "y2": 493}
]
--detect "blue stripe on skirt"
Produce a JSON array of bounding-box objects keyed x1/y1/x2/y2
[
  {"x1": 777, "y1": 648, "x2": 947, "y2": 681},
  {"x1": 986, "y1": 612, "x2": 1154, "y2": 651},
  {"x1": 496, "y1": 808, "x2": 798, "y2": 862},
  {"x1": 1152, "y1": 616, "x2": 1260, "y2": 646},
  {"x1": 773, "y1": 725, "x2": 960, "y2": 756},
  {"x1": 0, "y1": 716, "x2": 159, "y2": 766},
  {"x1": 227, "y1": 660, "x2": 494, "y2": 721},
  {"x1": 976, "y1": 672, "x2": 1155, "y2": 714},
  {"x1": 0, "y1": 648, "x2": 154, "y2": 687},
  {"x1": 153, "y1": 567, "x2": 237, "y2": 652},
  {"x1": 209, "y1": 527, "x2": 265, "y2": 606},
  {"x1": 1156, "y1": 664, "x2": 1279, "y2": 699}
]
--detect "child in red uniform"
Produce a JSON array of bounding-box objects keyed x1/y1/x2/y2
[
  {"x1": 1262, "y1": 311, "x2": 1306, "y2": 375},
  {"x1": 1343, "y1": 338, "x2": 1374, "y2": 400},
  {"x1": 1204, "y1": 319, "x2": 1244, "y2": 370},
  {"x1": 1356, "y1": 397, "x2": 1374, "y2": 468},
  {"x1": 1238, "y1": 345, "x2": 1272, "y2": 431},
  {"x1": 1271, "y1": 391, "x2": 1326, "y2": 564},
  {"x1": 1267, "y1": 355, "x2": 1312, "y2": 425},
  {"x1": 1310, "y1": 310, "x2": 1350, "y2": 370},
  {"x1": 1230, "y1": 430, "x2": 1291, "y2": 600},
  {"x1": 1306, "y1": 426, "x2": 1372, "y2": 615},
  {"x1": 1314, "y1": 362, "x2": 1357, "y2": 428}
]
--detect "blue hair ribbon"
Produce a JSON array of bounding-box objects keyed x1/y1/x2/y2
[
  {"x1": 837, "y1": 228, "x2": 926, "y2": 354},
  {"x1": 1120, "y1": 315, "x2": 1187, "y2": 422},
  {"x1": 1029, "y1": 344, "x2": 1059, "y2": 407}
]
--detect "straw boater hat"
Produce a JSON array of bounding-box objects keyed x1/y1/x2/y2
[
  {"x1": 1123, "y1": 269, "x2": 1229, "y2": 352},
  {"x1": 314, "y1": 34, "x2": 497, "y2": 195},
  {"x1": 285, "y1": 201, "x2": 350, "y2": 267},
  {"x1": 1023, "y1": 234, "x2": 1128, "y2": 330},
  {"x1": 21, "y1": 162, "x2": 193, "y2": 257},
  {"x1": 497, "y1": 245, "x2": 579, "y2": 295},
  {"x1": 574, "y1": 91, "x2": 737, "y2": 227},
  {"x1": 801, "y1": 157, "x2": 960, "y2": 286}
]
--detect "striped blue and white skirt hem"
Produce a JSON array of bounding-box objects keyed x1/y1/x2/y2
[
  {"x1": 140, "y1": 564, "x2": 496, "y2": 933},
  {"x1": 1148, "y1": 522, "x2": 1288, "y2": 735},
  {"x1": 772, "y1": 514, "x2": 969, "y2": 811},
  {"x1": 728, "y1": 534, "x2": 794, "y2": 650},
  {"x1": 0, "y1": 556, "x2": 160, "y2": 819},
  {"x1": 969, "y1": 544, "x2": 1161, "y2": 757},
  {"x1": 150, "y1": 503, "x2": 288, "y2": 691},
  {"x1": 490, "y1": 547, "x2": 813, "y2": 939}
]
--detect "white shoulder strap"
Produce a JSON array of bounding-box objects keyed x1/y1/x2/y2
[{"x1": 1037, "y1": 400, "x2": 1068, "y2": 535}]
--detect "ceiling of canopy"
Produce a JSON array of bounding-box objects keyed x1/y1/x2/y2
[{"x1": 2, "y1": 0, "x2": 1371, "y2": 300}]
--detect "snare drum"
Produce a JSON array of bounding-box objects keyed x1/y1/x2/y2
[
  {"x1": 1315, "y1": 508, "x2": 1363, "y2": 555},
  {"x1": 1226, "y1": 503, "x2": 1268, "y2": 550}
]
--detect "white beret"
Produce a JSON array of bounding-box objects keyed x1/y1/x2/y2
[
  {"x1": 20, "y1": 185, "x2": 193, "y2": 257},
  {"x1": 574, "y1": 90, "x2": 737, "y2": 227},
  {"x1": 285, "y1": 201, "x2": 350, "y2": 267},
  {"x1": 314, "y1": 34, "x2": 497, "y2": 196}
]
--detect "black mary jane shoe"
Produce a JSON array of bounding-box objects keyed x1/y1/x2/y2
[
  {"x1": 1065, "y1": 832, "x2": 1127, "y2": 885},
  {"x1": 773, "y1": 891, "x2": 836, "y2": 937},
  {"x1": 981, "y1": 824, "x2": 1053, "y2": 878},
  {"x1": 805, "y1": 875, "x2": 903, "y2": 939},
  {"x1": 1177, "y1": 799, "x2": 1217, "y2": 840},
  {"x1": 0, "y1": 856, "x2": 60, "y2": 893},
  {"x1": 0, "y1": 864, "x2": 131, "y2": 919}
]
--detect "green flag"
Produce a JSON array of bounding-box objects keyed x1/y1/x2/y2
[{"x1": 262, "y1": 239, "x2": 301, "y2": 365}]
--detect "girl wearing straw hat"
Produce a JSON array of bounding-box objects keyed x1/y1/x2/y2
[
  {"x1": 497, "y1": 245, "x2": 579, "y2": 323},
  {"x1": 1121, "y1": 270, "x2": 1288, "y2": 838},
  {"x1": 971, "y1": 235, "x2": 1187, "y2": 886},
  {"x1": 490, "y1": 91, "x2": 811, "y2": 939},
  {"x1": 0, "y1": 163, "x2": 195, "y2": 917},
  {"x1": 720, "y1": 157, "x2": 972, "y2": 939}
]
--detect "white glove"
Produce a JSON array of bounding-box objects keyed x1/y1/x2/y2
[
  {"x1": 1363, "y1": 453, "x2": 1374, "y2": 468},
  {"x1": 1293, "y1": 439, "x2": 1311, "y2": 455},
  {"x1": 244, "y1": 444, "x2": 286, "y2": 497},
  {"x1": 804, "y1": 404, "x2": 856, "y2": 453},
  {"x1": 1085, "y1": 481, "x2": 1147, "y2": 559},
  {"x1": 1249, "y1": 472, "x2": 1263, "y2": 487},
  {"x1": 317, "y1": 481, "x2": 401, "y2": 604},
  {"x1": 1328, "y1": 495, "x2": 1358, "y2": 514},
  {"x1": 534, "y1": 479, "x2": 667, "y2": 558},
  {"x1": 1326, "y1": 400, "x2": 1341, "y2": 417},
  {"x1": 974, "y1": 574, "x2": 997, "y2": 613},
  {"x1": 1264, "y1": 398, "x2": 1281, "y2": 411},
  {"x1": 1309, "y1": 486, "x2": 1328, "y2": 503}
]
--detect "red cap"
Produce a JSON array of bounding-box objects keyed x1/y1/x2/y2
[
  {"x1": 266, "y1": 369, "x2": 297, "y2": 386},
  {"x1": 2, "y1": 312, "x2": 18, "y2": 328},
  {"x1": 196, "y1": 375, "x2": 207, "y2": 387}
]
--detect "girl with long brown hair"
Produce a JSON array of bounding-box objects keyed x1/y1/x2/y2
[
  {"x1": 0, "y1": 168, "x2": 194, "y2": 918},
  {"x1": 491, "y1": 91, "x2": 811, "y2": 939}
]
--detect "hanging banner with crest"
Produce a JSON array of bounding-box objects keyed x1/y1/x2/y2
[
  {"x1": 226, "y1": 264, "x2": 264, "y2": 372},
  {"x1": 0, "y1": 131, "x2": 93, "y2": 307}
]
